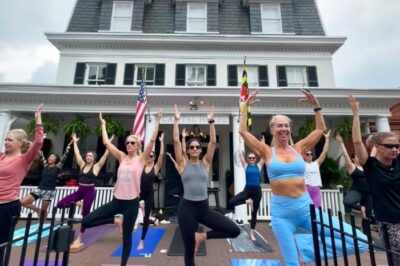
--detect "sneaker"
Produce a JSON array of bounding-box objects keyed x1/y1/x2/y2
[
  {"x1": 235, "y1": 218, "x2": 244, "y2": 226},
  {"x1": 160, "y1": 219, "x2": 171, "y2": 224},
  {"x1": 224, "y1": 212, "x2": 234, "y2": 220}
]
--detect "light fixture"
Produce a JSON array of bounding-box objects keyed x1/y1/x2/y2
[
  {"x1": 188, "y1": 97, "x2": 204, "y2": 111},
  {"x1": 189, "y1": 124, "x2": 207, "y2": 140}
]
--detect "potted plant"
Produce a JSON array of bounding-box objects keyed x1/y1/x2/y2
[
  {"x1": 25, "y1": 114, "x2": 60, "y2": 137},
  {"x1": 63, "y1": 114, "x2": 91, "y2": 137},
  {"x1": 298, "y1": 118, "x2": 315, "y2": 139},
  {"x1": 95, "y1": 115, "x2": 125, "y2": 137},
  {"x1": 334, "y1": 118, "x2": 353, "y2": 142},
  {"x1": 320, "y1": 157, "x2": 351, "y2": 190}
]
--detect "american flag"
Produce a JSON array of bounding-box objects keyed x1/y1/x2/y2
[{"x1": 132, "y1": 80, "x2": 147, "y2": 141}]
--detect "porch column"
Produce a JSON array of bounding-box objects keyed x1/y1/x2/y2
[
  {"x1": 232, "y1": 115, "x2": 247, "y2": 221},
  {"x1": 144, "y1": 114, "x2": 156, "y2": 150},
  {"x1": 0, "y1": 111, "x2": 16, "y2": 152},
  {"x1": 375, "y1": 116, "x2": 390, "y2": 132},
  {"x1": 363, "y1": 120, "x2": 370, "y2": 134}
]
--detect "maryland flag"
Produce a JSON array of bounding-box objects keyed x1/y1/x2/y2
[{"x1": 240, "y1": 66, "x2": 252, "y2": 129}]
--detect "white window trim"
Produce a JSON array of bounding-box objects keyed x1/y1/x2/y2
[
  {"x1": 261, "y1": 3, "x2": 282, "y2": 34},
  {"x1": 187, "y1": 3, "x2": 207, "y2": 33},
  {"x1": 186, "y1": 65, "x2": 207, "y2": 86},
  {"x1": 286, "y1": 66, "x2": 307, "y2": 87},
  {"x1": 110, "y1": 1, "x2": 134, "y2": 32},
  {"x1": 135, "y1": 64, "x2": 156, "y2": 85},
  {"x1": 85, "y1": 63, "x2": 107, "y2": 85}
]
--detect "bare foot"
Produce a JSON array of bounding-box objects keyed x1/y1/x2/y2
[
  {"x1": 76, "y1": 201, "x2": 83, "y2": 208},
  {"x1": 249, "y1": 230, "x2": 256, "y2": 241},
  {"x1": 114, "y1": 216, "x2": 123, "y2": 236},
  {"x1": 194, "y1": 232, "x2": 206, "y2": 256},
  {"x1": 245, "y1": 198, "x2": 253, "y2": 212},
  {"x1": 137, "y1": 239, "x2": 144, "y2": 250}
]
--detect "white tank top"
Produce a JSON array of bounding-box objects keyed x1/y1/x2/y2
[{"x1": 304, "y1": 161, "x2": 322, "y2": 187}]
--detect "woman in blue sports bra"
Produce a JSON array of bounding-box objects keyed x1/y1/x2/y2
[{"x1": 239, "y1": 89, "x2": 367, "y2": 266}]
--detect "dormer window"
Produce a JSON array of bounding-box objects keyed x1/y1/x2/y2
[
  {"x1": 187, "y1": 3, "x2": 207, "y2": 33},
  {"x1": 110, "y1": 1, "x2": 133, "y2": 32},
  {"x1": 261, "y1": 3, "x2": 282, "y2": 34}
]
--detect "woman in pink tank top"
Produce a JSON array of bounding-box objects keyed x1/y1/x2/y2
[{"x1": 80, "y1": 111, "x2": 162, "y2": 266}]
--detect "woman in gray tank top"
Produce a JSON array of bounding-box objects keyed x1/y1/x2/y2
[{"x1": 172, "y1": 104, "x2": 240, "y2": 266}]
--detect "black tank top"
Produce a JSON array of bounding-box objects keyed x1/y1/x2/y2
[
  {"x1": 78, "y1": 165, "x2": 97, "y2": 185},
  {"x1": 350, "y1": 167, "x2": 370, "y2": 193},
  {"x1": 140, "y1": 166, "x2": 157, "y2": 191}
]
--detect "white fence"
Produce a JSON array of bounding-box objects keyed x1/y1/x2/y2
[
  {"x1": 245, "y1": 186, "x2": 345, "y2": 221},
  {"x1": 20, "y1": 186, "x2": 344, "y2": 221}
]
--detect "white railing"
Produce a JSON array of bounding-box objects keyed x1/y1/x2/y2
[
  {"x1": 246, "y1": 186, "x2": 345, "y2": 221},
  {"x1": 20, "y1": 186, "x2": 344, "y2": 221}
]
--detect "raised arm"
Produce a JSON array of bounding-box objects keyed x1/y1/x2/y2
[
  {"x1": 239, "y1": 92, "x2": 269, "y2": 161},
  {"x1": 173, "y1": 104, "x2": 185, "y2": 172},
  {"x1": 39, "y1": 151, "x2": 48, "y2": 167},
  {"x1": 296, "y1": 89, "x2": 327, "y2": 153},
  {"x1": 93, "y1": 135, "x2": 114, "y2": 175},
  {"x1": 24, "y1": 104, "x2": 44, "y2": 162},
  {"x1": 142, "y1": 111, "x2": 162, "y2": 166},
  {"x1": 336, "y1": 134, "x2": 355, "y2": 173},
  {"x1": 349, "y1": 95, "x2": 368, "y2": 164},
  {"x1": 99, "y1": 113, "x2": 125, "y2": 162},
  {"x1": 166, "y1": 152, "x2": 179, "y2": 171},
  {"x1": 71, "y1": 133, "x2": 85, "y2": 169},
  {"x1": 257, "y1": 135, "x2": 265, "y2": 170},
  {"x1": 203, "y1": 106, "x2": 216, "y2": 167},
  {"x1": 238, "y1": 137, "x2": 247, "y2": 169},
  {"x1": 57, "y1": 140, "x2": 72, "y2": 169},
  {"x1": 181, "y1": 128, "x2": 188, "y2": 160},
  {"x1": 154, "y1": 132, "x2": 165, "y2": 174},
  {"x1": 316, "y1": 129, "x2": 330, "y2": 166}
]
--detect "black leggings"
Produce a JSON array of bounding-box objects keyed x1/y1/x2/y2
[
  {"x1": 82, "y1": 197, "x2": 138, "y2": 266},
  {"x1": 139, "y1": 186, "x2": 154, "y2": 240},
  {"x1": 0, "y1": 200, "x2": 21, "y2": 265},
  {"x1": 343, "y1": 189, "x2": 373, "y2": 219},
  {"x1": 178, "y1": 198, "x2": 240, "y2": 266},
  {"x1": 229, "y1": 185, "x2": 262, "y2": 229}
]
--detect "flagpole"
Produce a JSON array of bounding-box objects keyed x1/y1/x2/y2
[
  {"x1": 238, "y1": 56, "x2": 247, "y2": 123},
  {"x1": 142, "y1": 69, "x2": 152, "y2": 122}
]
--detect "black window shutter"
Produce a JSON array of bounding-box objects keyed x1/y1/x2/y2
[
  {"x1": 74, "y1": 63, "x2": 86, "y2": 84},
  {"x1": 123, "y1": 64, "x2": 135, "y2": 85},
  {"x1": 227, "y1": 65, "x2": 237, "y2": 86},
  {"x1": 155, "y1": 64, "x2": 165, "y2": 85},
  {"x1": 258, "y1": 66, "x2": 269, "y2": 87},
  {"x1": 105, "y1": 63, "x2": 117, "y2": 85},
  {"x1": 207, "y1": 65, "x2": 216, "y2": 86},
  {"x1": 277, "y1": 66, "x2": 287, "y2": 87},
  {"x1": 307, "y1": 66, "x2": 318, "y2": 87},
  {"x1": 176, "y1": 64, "x2": 186, "y2": 86}
]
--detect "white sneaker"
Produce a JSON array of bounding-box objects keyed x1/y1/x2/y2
[{"x1": 160, "y1": 219, "x2": 171, "y2": 224}]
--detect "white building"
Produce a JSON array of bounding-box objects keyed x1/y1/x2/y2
[{"x1": 1, "y1": 0, "x2": 398, "y2": 215}]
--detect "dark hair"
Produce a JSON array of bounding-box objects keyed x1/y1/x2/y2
[
  {"x1": 49, "y1": 153, "x2": 61, "y2": 164},
  {"x1": 186, "y1": 138, "x2": 201, "y2": 149},
  {"x1": 85, "y1": 150, "x2": 97, "y2": 162}
]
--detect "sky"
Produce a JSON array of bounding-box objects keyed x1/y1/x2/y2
[{"x1": 0, "y1": 0, "x2": 399, "y2": 88}]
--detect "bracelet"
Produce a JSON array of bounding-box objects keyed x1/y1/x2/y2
[
  {"x1": 313, "y1": 107, "x2": 322, "y2": 112},
  {"x1": 208, "y1": 119, "x2": 215, "y2": 124}
]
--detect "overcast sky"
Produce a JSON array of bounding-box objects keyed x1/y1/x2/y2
[{"x1": 0, "y1": 0, "x2": 399, "y2": 88}]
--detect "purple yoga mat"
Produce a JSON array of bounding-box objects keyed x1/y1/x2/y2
[
  {"x1": 101, "y1": 265, "x2": 146, "y2": 266},
  {"x1": 24, "y1": 259, "x2": 55, "y2": 266},
  {"x1": 74, "y1": 224, "x2": 115, "y2": 247}
]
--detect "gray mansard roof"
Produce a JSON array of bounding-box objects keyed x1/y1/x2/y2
[{"x1": 67, "y1": 0, "x2": 325, "y2": 36}]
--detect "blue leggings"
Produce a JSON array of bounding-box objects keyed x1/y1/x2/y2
[{"x1": 271, "y1": 192, "x2": 367, "y2": 266}]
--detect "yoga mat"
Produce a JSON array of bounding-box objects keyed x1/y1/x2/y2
[
  {"x1": 75, "y1": 223, "x2": 115, "y2": 249},
  {"x1": 112, "y1": 227, "x2": 166, "y2": 257},
  {"x1": 167, "y1": 226, "x2": 206, "y2": 256},
  {"x1": 230, "y1": 258, "x2": 282, "y2": 266},
  {"x1": 228, "y1": 225, "x2": 273, "y2": 252},
  {"x1": 102, "y1": 265, "x2": 146, "y2": 266},
  {"x1": 13, "y1": 224, "x2": 59, "y2": 246}
]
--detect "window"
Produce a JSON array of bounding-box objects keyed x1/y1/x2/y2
[
  {"x1": 227, "y1": 65, "x2": 269, "y2": 87},
  {"x1": 175, "y1": 64, "x2": 216, "y2": 86},
  {"x1": 186, "y1": 65, "x2": 206, "y2": 86},
  {"x1": 187, "y1": 3, "x2": 207, "y2": 32},
  {"x1": 286, "y1": 67, "x2": 307, "y2": 87},
  {"x1": 236, "y1": 66, "x2": 259, "y2": 87},
  {"x1": 87, "y1": 64, "x2": 107, "y2": 85},
  {"x1": 277, "y1": 66, "x2": 318, "y2": 87},
  {"x1": 261, "y1": 4, "x2": 282, "y2": 34},
  {"x1": 74, "y1": 63, "x2": 117, "y2": 85},
  {"x1": 111, "y1": 1, "x2": 133, "y2": 32},
  {"x1": 136, "y1": 65, "x2": 155, "y2": 85}
]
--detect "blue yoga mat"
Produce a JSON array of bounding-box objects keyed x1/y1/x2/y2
[
  {"x1": 230, "y1": 258, "x2": 282, "y2": 266},
  {"x1": 13, "y1": 224, "x2": 58, "y2": 246},
  {"x1": 112, "y1": 227, "x2": 166, "y2": 257}
]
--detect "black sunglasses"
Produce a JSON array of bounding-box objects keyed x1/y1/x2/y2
[
  {"x1": 125, "y1": 141, "x2": 137, "y2": 145},
  {"x1": 306, "y1": 153, "x2": 313, "y2": 156},
  {"x1": 189, "y1": 145, "x2": 201, "y2": 150},
  {"x1": 248, "y1": 157, "x2": 256, "y2": 160},
  {"x1": 379, "y1": 143, "x2": 400, "y2": 149},
  {"x1": 148, "y1": 154, "x2": 154, "y2": 158}
]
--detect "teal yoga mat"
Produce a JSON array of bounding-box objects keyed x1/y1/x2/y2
[{"x1": 13, "y1": 224, "x2": 59, "y2": 246}]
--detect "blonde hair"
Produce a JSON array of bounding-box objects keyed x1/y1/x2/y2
[
  {"x1": 125, "y1": 134, "x2": 142, "y2": 156},
  {"x1": 8, "y1": 129, "x2": 30, "y2": 153},
  {"x1": 371, "y1": 132, "x2": 399, "y2": 145},
  {"x1": 269, "y1": 115, "x2": 294, "y2": 146}
]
